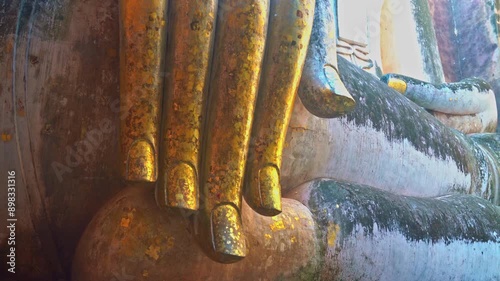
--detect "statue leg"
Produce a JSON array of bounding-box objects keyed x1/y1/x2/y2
[
  {"x1": 289, "y1": 179, "x2": 500, "y2": 281},
  {"x1": 72, "y1": 180, "x2": 500, "y2": 281}
]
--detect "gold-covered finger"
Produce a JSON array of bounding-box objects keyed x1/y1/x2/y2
[
  {"x1": 156, "y1": 0, "x2": 217, "y2": 211},
  {"x1": 245, "y1": 0, "x2": 315, "y2": 216},
  {"x1": 209, "y1": 203, "x2": 248, "y2": 261},
  {"x1": 119, "y1": 0, "x2": 168, "y2": 182},
  {"x1": 298, "y1": 0, "x2": 356, "y2": 118},
  {"x1": 195, "y1": 0, "x2": 270, "y2": 263}
]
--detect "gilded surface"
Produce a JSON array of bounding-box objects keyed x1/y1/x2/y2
[
  {"x1": 119, "y1": 0, "x2": 168, "y2": 182},
  {"x1": 156, "y1": 0, "x2": 217, "y2": 211},
  {"x1": 386, "y1": 77, "x2": 408, "y2": 94},
  {"x1": 210, "y1": 203, "x2": 248, "y2": 258},
  {"x1": 119, "y1": 0, "x2": 357, "y2": 263},
  {"x1": 195, "y1": 0, "x2": 270, "y2": 262},
  {"x1": 2, "y1": 0, "x2": 500, "y2": 278},
  {"x1": 244, "y1": 0, "x2": 315, "y2": 216}
]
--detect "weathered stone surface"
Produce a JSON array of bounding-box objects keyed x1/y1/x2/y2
[
  {"x1": 72, "y1": 186, "x2": 320, "y2": 281},
  {"x1": 1, "y1": 1, "x2": 499, "y2": 280},
  {"x1": 1, "y1": 1, "x2": 122, "y2": 280},
  {"x1": 429, "y1": 0, "x2": 500, "y2": 132},
  {"x1": 288, "y1": 179, "x2": 500, "y2": 281},
  {"x1": 282, "y1": 57, "x2": 499, "y2": 203},
  {"x1": 71, "y1": 179, "x2": 500, "y2": 281}
]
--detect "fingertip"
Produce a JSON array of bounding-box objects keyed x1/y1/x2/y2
[
  {"x1": 256, "y1": 165, "x2": 283, "y2": 216},
  {"x1": 209, "y1": 203, "x2": 248, "y2": 263},
  {"x1": 193, "y1": 200, "x2": 248, "y2": 263},
  {"x1": 124, "y1": 139, "x2": 157, "y2": 182},
  {"x1": 166, "y1": 162, "x2": 199, "y2": 211}
]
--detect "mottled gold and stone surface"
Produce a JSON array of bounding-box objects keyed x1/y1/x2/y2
[
  {"x1": 2, "y1": 0, "x2": 500, "y2": 279},
  {"x1": 119, "y1": 0, "x2": 168, "y2": 182},
  {"x1": 72, "y1": 186, "x2": 319, "y2": 281},
  {"x1": 244, "y1": 0, "x2": 315, "y2": 216},
  {"x1": 155, "y1": 0, "x2": 217, "y2": 211},
  {"x1": 195, "y1": 0, "x2": 270, "y2": 263},
  {"x1": 71, "y1": 179, "x2": 500, "y2": 281}
]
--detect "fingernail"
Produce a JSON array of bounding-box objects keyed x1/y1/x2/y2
[
  {"x1": 257, "y1": 165, "x2": 282, "y2": 216},
  {"x1": 125, "y1": 139, "x2": 156, "y2": 182},
  {"x1": 166, "y1": 162, "x2": 198, "y2": 211},
  {"x1": 210, "y1": 204, "x2": 247, "y2": 263},
  {"x1": 386, "y1": 77, "x2": 407, "y2": 94},
  {"x1": 323, "y1": 65, "x2": 355, "y2": 103}
]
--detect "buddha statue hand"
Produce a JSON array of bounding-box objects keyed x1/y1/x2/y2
[
  {"x1": 382, "y1": 73, "x2": 498, "y2": 134},
  {"x1": 119, "y1": 0, "x2": 355, "y2": 263}
]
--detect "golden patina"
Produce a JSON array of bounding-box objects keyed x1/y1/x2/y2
[
  {"x1": 119, "y1": 0, "x2": 168, "y2": 182},
  {"x1": 387, "y1": 77, "x2": 408, "y2": 94},
  {"x1": 244, "y1": 0, "x2": 315, "y2": 216},
  {"x1": 156, "y1": 0, "x2": 217, "y2": 211},
  {"x1": 194, "y1": 0, "x2": 270, "y2": 263},
  {"x1": 119, "y1": 0, "x2": 357, "y2": 264}
]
